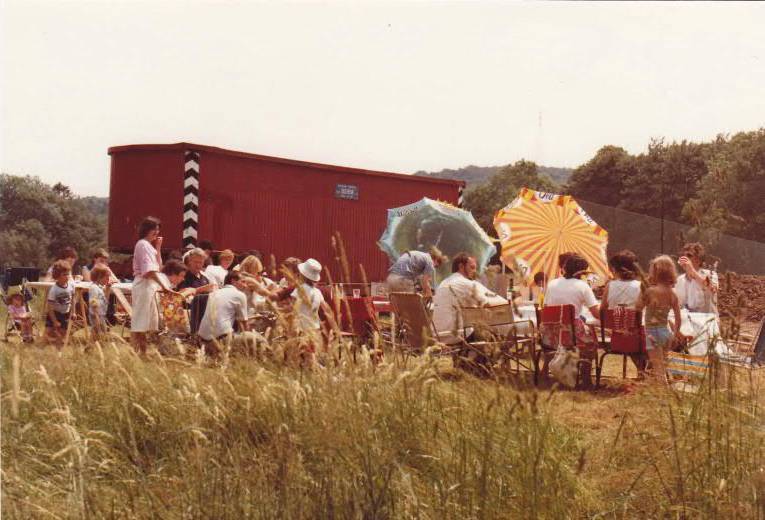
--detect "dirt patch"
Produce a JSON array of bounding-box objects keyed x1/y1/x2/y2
[{"x1": 718, "y1": 273, "x2": 765, "y2": 322}]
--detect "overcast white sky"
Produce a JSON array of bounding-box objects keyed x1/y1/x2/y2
[{"x1": 2, "y1": 1, "x2": 764, "y2": 196}]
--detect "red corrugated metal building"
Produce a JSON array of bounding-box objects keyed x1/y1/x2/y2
[{"x1": 108, "y1": 143, "x2": 464, "y2": 281}]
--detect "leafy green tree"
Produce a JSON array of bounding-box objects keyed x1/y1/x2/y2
[
  {"x1": 683, "y1": 129, "x2": 765, "y2": 242},
  {"x1": 463, "y1": 160, "x2": 555, "y2": 235},
  {"x1": 0, "y1": 174, "x2": 106, "y2": 268},
  {"x1": 567, "y1": 145, "x2": 635, "y2": 207},
  {"x1": 0, "y1": 219, "x2": 50, "y2": 268},
  {"x1": 620, "y1": 139, "x2": 710, "y2": 221}
]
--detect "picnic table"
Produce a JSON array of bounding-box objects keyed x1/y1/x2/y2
[{"x1": 26, "y1": 280, "x2": 134, "y2": 319}]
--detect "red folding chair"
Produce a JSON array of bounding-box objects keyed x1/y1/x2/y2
[
  {"x1": 538, "y1": 304, "x2": 599, "y2": 387},
  {"x1": 596, "y1": 308, "x2": 645, "y2": 388}
]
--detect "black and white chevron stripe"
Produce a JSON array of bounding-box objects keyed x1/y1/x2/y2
[
  {"x1": 457, "y1": 185, "x2": 464, "y2": 208},
  {"x1": 183, "y1": 150, "x2": 200, "y2": 249}
]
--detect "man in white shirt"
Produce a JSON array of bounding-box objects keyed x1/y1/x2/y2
[
  {"x1": 197, "y1": 271, "x2": 249, "y2": 356},
  {"x1": 432, "y1": 253, "x2": 508, "y2": 345},
  {"x1": 675, "y1": 242, "x2": 718, "y2": 315}
]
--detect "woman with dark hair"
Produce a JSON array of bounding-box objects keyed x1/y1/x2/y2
[
  {"x1": 544, "y1": 254, "x2": 600, "y2": 318},
  {"x1": 44, "y1": 246, "x2": 79, "y2": 281},
  {"x1": 130, "y1": 216, "x2": 164, "y2": 354},
  {"x1": 600, "y1": 250, "x2": 642, "y2": 313}
]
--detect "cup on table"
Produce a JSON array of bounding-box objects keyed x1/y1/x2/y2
[{"x1": 352, "y1": 289, "x2": 361, "y2": 298}]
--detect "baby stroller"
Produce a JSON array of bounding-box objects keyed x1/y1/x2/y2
[{"x1": 2, "y1": 267, "x2": 41, "y2": 342}]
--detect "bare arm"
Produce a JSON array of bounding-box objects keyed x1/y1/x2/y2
[
  {"x1": 421, "y1": 275, "x2": 433, "y2": 299},
  {"x1": 237, "y1": 319, "x2": 250, "y2": 332},
  {"x1": 599, "y1": 283, "x2": 610, "y2": 316},
  {"x1": 146, "y1": 270, "x2": 171, "y2": 291},
  {"x1": 245, "y1": 278, "x2": 276, "y2": 298},
  {"x1": 671, "y1": 292, "x2": 682, "y2": 337},
  {"x1": 678, "y1": 257, "x2": 717, "y2": 294},
  {"x1": 153, "y1": 237, "x2": 163, "y2": 265},
  {"x1": 635, "y1": 289, "x2": 646, "y2": 312}
]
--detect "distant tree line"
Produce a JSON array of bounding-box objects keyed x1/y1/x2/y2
[
  {"x1": 0, "y1": 174, "x2": 107, "y2": 269},
  {"x1": 463, "y1": 129, "x2": 765, "y2": 243}
]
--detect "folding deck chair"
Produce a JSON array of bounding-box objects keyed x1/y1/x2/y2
[
  {"x1": 538, "y1": 304, "x2": 599, "y2": 387},
  {"x1": 388, "y1": 292, "x2": 447, "y2": 354},
  {"x1": 595, "y1": 308, "x2": 646, "y2": 388},
  {"x1": 457, "y1": 303, "x2": 536, "y2": 378}
]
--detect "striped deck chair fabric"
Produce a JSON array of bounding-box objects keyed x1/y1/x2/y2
[{"x1": 666, "y1": 352, "x2": 710, "y2": 381}]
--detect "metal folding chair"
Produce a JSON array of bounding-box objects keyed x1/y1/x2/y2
[{"x1": 595, "y1": 308, "x2": 646, "y2": 387}]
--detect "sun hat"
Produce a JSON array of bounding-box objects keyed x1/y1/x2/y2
[{"x1": 298, "y1": 258, "x2": 322, "y2": 282}]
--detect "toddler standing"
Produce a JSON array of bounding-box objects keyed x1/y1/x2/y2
[
  {"x1": 46, "y1": 260, "x2": 75, "y2": 346},
  {"x1": 88, "y1": 265, "x2": 111, "y2": 339}
]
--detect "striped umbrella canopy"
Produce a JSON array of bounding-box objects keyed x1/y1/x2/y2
[
  {"x1": 378, "y1": 197, "x2": 496, "y2": 284},
  {"x1": 493, "y1": 188, "x2": 609, "y2": 285}
]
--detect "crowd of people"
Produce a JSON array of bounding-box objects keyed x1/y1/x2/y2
[
  {"x1": 13, "y1": 213, "x2": 720, "y2": 380},
  {"x1": 24, "y1": 216, "x2": 328, "y2": 359},
  {"x1": 385, "y1": 240, "x2": 719, "y2": 383}
]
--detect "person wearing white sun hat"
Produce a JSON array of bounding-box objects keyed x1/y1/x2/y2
[{"x1": 291, "y1": 259, "x2": 325, "y2": 334}]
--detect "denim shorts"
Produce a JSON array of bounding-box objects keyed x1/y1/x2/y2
[{"x1": 645, "y1": 326, "x2": 672, "y2": 351}]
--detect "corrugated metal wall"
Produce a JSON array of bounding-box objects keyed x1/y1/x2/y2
[
  {"x1": 109, "y1": 144, "x2": 462, "y2": 280},
  {"x1": 108, "y1": 149, "x2": 185, "y2": 250}
]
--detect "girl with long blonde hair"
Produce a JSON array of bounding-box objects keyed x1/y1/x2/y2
[{"x1": 636, "y1": 255, "x2": 683, "y2": 382}]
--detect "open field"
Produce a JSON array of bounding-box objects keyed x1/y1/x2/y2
[{"x1": 2, "y1": 337, "x2": 765, "y2": 519}]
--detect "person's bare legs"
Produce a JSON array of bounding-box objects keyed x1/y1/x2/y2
[
  {"x1": 646, "y1": 347, "x2": 667, "y2": 383},
  {"x1": 131, "y1": 332, "x2": 147, "y2": 355}
]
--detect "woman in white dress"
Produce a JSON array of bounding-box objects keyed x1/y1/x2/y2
[{"x1": 130, "y1": 217, "x2": 165, "y2": 354}]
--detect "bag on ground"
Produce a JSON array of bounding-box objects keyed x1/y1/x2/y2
[{"x1": 550, "y1": 346, "x2": 579, "y2": 388}]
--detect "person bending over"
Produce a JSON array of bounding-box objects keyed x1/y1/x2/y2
[{"x1": 386, "y1": 247, "x2": 447, "y2": 299}]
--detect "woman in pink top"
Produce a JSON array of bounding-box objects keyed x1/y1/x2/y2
[{"x1": 130, "y1": 216, "x2": 164, "y2": 354}]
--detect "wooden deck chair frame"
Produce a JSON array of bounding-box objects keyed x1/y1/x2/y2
[
  {"x1": 389, "y1": 292, "x2": 445, "y2": 354},
  {"x1": 595, "y1": 308, "x2": 646, "y2": 388},
  {"x1": 64, "y1": 286, "x2": 90, "y2": 346},
  {"x1": 109, "y1": 286, "x2": 133, "y2": 338},
  {"x1": 727, "y1": 318, "x2": 765, "y2": 365},
  {"x1": 42, "y1": 284, "x2": 89, "y2": 347},
  {"x1": 458, "y1": 304, "x2": 537, "y2": 378}
]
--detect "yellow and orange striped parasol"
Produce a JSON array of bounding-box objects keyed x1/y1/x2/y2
[{"x1": 493, "y1": 188, "x2": 609, "y2": 285}]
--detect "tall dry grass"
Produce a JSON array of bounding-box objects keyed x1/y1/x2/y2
[{"x1": 2, "y1": 339, "x2": 765, "y2": 518}]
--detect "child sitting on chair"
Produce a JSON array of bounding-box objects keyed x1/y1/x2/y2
[
  {"x1": 88, "y1": 265, "x2": 112, "y2": 339},
  {"x1": 46, "y1": 260, "x2": 75, "y2": 346},
  {"x1": 8, "y1": 292, "x2": 34, "y2": 342}
]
